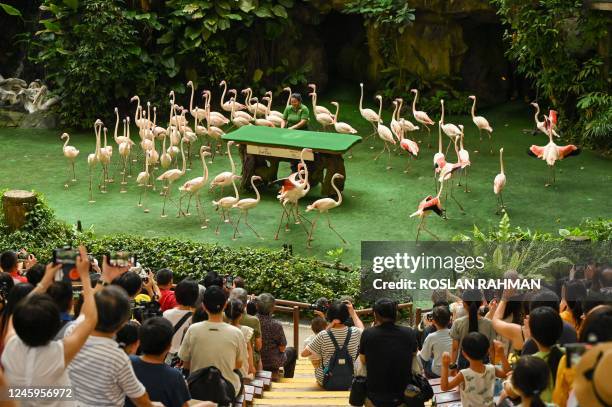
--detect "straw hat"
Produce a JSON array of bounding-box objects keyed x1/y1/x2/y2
[{"x1": 574, "y1": 342, "x2": 612, "y2": 407}]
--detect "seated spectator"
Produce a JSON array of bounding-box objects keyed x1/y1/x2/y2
[
  {"x1": 359, "y1": 298, "x2": 418, "y2": 406},
  {"x1": 257, "y1": 293, "x2": 297, "y2": 378},
  {"x1": 163, "y1": 278, "x2": 199, "y2": 360},
  {"x1": 46, "y1": 281, "x2": 75, "y2": 340},
  {"x1": 127, "y1": 317, "x2": 191, "y2": 407},
  {"x1": 117, "y1": 321, "x2": 141, "y2": 355},
  {"x1": 25, "y1": 263, "x2": 45, "y2": 286},
  {"x1": 2, "y1": 247, "x2": 97, "y2": 407},
  {"x1": 0, "y1": 283, "x2": 34, "y2": 355},
  {"x1": 302, "y1": 300, "x2": 364, "y2": 387},
  {"x1": 156, "y1": 268, "x2": 177, "y2": 312},
  {"x1": 511, "y1": 356, "x2": 553, "y2": 407},
  {"x1": 225, "y1": 298, "x2": 256, "y2": 379},
  {"x1": 179, "y1": 286, "x2": 246, "y2": 399},
  {"x1": 441, "y1": 332, "x2": 510, "y2": 407},
  {"x1": 229, "y1": 288, "x2": 262, "y2": 367},
  {"x1": 304, "y1": 316, "x2": 327, "y2": 348},
  {"x1": 419, "y1": 305, "x2": 452, "y2": 378},
  {"x1": 0, "y1": 251, "x2": 28, "y2": 283},
  {"x1": 450, "y1": 289, "x2": 496, "y2": 369},
  {"x1": 69, "y1": 284, "x2": 156, "y2": 406}
]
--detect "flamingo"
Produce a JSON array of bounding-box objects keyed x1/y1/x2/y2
[
  {"x1": 390, "y1": 100, "x2": 403, "y2": 143},
  {"x1": 468, "y1": 95, "x2": 494, "y2": 153},
  {"x1": 493, "y1": 147, "x2": 507, "y2": 214},
  {"x1": 179, "y1": 146, "x2": 211, "y2": 227},
  {"x1": 232, "y1": 175, "x2": 263, "y2": 239},
  {"x1": 230, "y1": 97, "x2": 251, "y2": 128},
  {"x1": 187, "y1": 81, "x2": 207, "y2": 121},
  {"x1": 157, "y1": 138, "x2": 186, "y2": 217},
  {"x1": 410, "y1": 89, "x2": 435, "y2": 147},
  {"x1": 305, "y1": 173, "x2": 347, "y2": 248},
  {"x1": 203, "y1": 90, "x2": 229, "y2": 126},
  {"x1": 168, "y1": 91, "x2": 186, "y2": 127},
  {"x1": 330, "y1": 102, "x2": 358, "y2": 134},
  {"x1": 410, "y1": 181, "x2": 445, "y2": 242},
  {"x1": 531, "y1": 102, "x2": 559, "y2": 138},
  {"x1": 131, "y1": 96, "x2": 150, "y2": 128},
  {"x1": 151, "y1": 106, "x2": 167, "y2": 140},
  {"x1": 438, "y1": 134, "x2": 465, "y2": 215},
  {"x1": 212, "y1": 174, "x2": 241, "y2": 235},
  {"x1": 395, "y1": 98, "x2": 419, "y2": 133},
  {"x1": 307, "y1": 84, "x2": 333, "y2": 117},
  {"x1": 87, "y1": 120, "x2": 102, "y2": 203},
  {"x1": 283, "y1": 87, "x2": 292, "y2": 109},
  {"x1": 275, "y1": 148, "x2": 312, "y2": 239},
  {"x1": 261, "y1": 96, "x2": 284, "y2": 127},
  {"x1": 242, "y1": 88, "x2": 268, "y2": 116},
  {"x1": 440, "y1": 99, "x2": 462, "y2": 155},
  {"x1": 456, "y1": 125, "x2": 471, "y2": 192},
  {"x1": 398, "y1": 120, "x2": 419, "y2": 174},
  {"x1": 229, "y1": 89, "x2": 252, "y2": 121},
  {"x1": 136, "y1": 151, "x2": 151, "y2": 212},
  {"x1": 205, "y1": 105, "x2": 226, "y2": 160},
  {"x1": 98, "y1": 127, "x2": 112, "y2": 191},
  {"x1": 432, "y1": 120, "x2": 447, "y2": 192},
  {"x1": 251, "y1": 98, "x2": 275, "y2": 127},
  {"x1": 528, "y1": 113, "x2": 580, "y2": 186},
  {"x1": 264, "y1": 91, "x2": 284, "y2": 119},
  {"x1": 310, "y1": 93, "x2": 334, "y2": 131},
  {"x1": 60, "y1": 133, "x2": 79, "y2": 187},
  {"x1": 118, "y1": 119, "x2": 132, "y2": 190},
  {"x1": 220, "y1": 80, "x2": 246, "y2": 112},
  {"x1": 210, "y1": 141, "x2": 236, "y2": 193},
  {"x1": 359, "y1": 83, "x2": 381, "y2": 141},
  {"x1": 374, "y1": 95, "x2": 396, "y2": 170},
  {"x1": 113, "y1": 107, "x2": 132, "y2": 146}
]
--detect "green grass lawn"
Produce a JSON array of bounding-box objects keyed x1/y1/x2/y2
[{"x1": 1, "y1": 87, "x2": 610, "y2": 266}]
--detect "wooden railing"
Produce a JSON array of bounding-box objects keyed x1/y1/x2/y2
[{"x1": 272, "y1": 299, "x2": 413, "y2": 349}]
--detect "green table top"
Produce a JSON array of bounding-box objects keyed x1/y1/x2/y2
[{"x1": 222, "y1": 126, "x2": 361, "y2": 153}]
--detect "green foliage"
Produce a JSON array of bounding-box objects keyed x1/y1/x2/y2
[
  {"x1": 0, "y1": 192, "x2": 359, "y2": 303},
  {"x1": 576, "y1": 92, "x2": 612, "y2": 149},
  {"x1": 490, "y1": 0, "x2": 609, "y2": 148},
  {"x1": 0, "y1": 2, "x2": 22, "y2": 17},
  {"x1": 420, "y1": 90, "x2": 473, "y2": 116}
]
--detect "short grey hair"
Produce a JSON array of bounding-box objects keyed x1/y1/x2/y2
[
  {"x1": 257, "y1": 293, "x2": 275, "y2": 315},
  {"x1": 230, "y1": 287, "x2": 248, "y2": 304}
]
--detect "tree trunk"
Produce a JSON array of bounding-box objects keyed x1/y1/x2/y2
[{"x1": 2, "y1": 190, "x2": 37, "y2": 232}]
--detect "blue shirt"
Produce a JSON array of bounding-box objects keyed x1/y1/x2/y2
[{"x1": 126, "y1": 356, "x2": 190, "y2": 407}]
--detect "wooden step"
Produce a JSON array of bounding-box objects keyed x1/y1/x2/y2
[
  {"x1": 253, "y1": 399, "x2": 348, "y2": 406},
  {"x1": 263, "y1": 391, "x2": 349, "y2": 399}
]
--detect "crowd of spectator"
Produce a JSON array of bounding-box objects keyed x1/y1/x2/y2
[{"x1": 0, "y1": 248, "x2": 610, "y2": 407}]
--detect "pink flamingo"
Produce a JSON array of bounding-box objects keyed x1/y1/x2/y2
[
  {"x1": 374, "y1": 95, "x2": 396, "y2": 170},
  {"x1": 410, "y1": 181, "x2": 445, "y2": 242},
  {"x1": 468, "y1": 95, "x2": 494, "y2": 154},
  {"x1": 432, "y1": 121, "x2": 447, "y2": 192},
  {"x1": 456, "y1": 125, "x2": 471, "y2": 192},
  {"x1": 493, "y1": 147, "x2": 507, "y2": 214},
  {"x1": 438, "y1": 133, "x2": 465, "y2": 215},
  {"x1": 528, "y1": 112, "x2": 580, "y2": 186},
  {"x1": 531, "y1": 102, "x2": 559, "y2": 138},
  {"x1": 305, "y1": 173, "x2": 346, "y2": 248},
  {"x1": 410, "y1": 89, "x2": 435, "y2": 147}
]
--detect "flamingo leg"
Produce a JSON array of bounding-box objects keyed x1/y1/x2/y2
[
  {"x1": 244, "y1": 211, "x2": 263, "y2": 239},
  {"x1": 307, "y1": 213, "x2": 320, "y2": 248},
  {"x1": 463, "y1": 167, "x2": 470, "y2": 193},
  {"x1": 160, "y1": 186, "x2": 169, "y2": 217},
  {"x1": 274, "y1": 206, "x2": 288, "y2": 240},
  {"x1": 374, "y1": 143, "x2": 386, "y2": 161},
  {"x1": 426, "y1": 125, "x2": 432, "y2": 149},
  {"x1": 232, "y1": 212, "x2": 243, "y2": 240},
  {"x1": 88, "y1": 167, "x2": 95, "y2": 203},
  {"x1": 63, "y1": 162, "x2": 71, "y2": 188},
  {"x1": 326, "y1": 212, "x2": 347, "y2": 245},
  {"x1": 488, "y1": 131, "x2": 493, "y2": 155},
  {"x1": 479, "y1": 128, "x2": 483, "y2": 144},
  {"x1": 215, "y1": 208, "x2": 226, "y2": 235},
  {"x1": 450, "y1": 179, "x2": 465, "y2": 214},
  {"x1": 415, "y1": 217, "x2": 424, "y2": 242},
  {"x1": 444, "y1": 138, "x2": 453, "y2": 156},
  {"x1": 185, "y1": 194, "x2": 193, "y2": 216},
  {"x1": 386, "y1": 143, "x2": 392, "y2": 170},
  {"x1": 196, "y1": 194, "x2": 209, "y2": 229},
  {"x1": 71, "y1": 161, "x2": 77, "y2": 182},
  {"x1": 500, "y1": 192, "x2": 505, "y2": 212}
]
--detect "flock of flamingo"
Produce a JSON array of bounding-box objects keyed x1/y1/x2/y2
[{"x1": 58, "y1": 81, "x2": 581, "y2": 244}]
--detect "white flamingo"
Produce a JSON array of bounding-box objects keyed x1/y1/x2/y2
[
  {"x1": 220, "y1": 81, "x2": 246, "y2": 112},
  {"x1": 242, "y1": 88, "x2": 268, "y2": 116},
  {"x1": 98, "y1": 127, "x2": 112, "y2": 190},
  {"x1": 187, "y1": 81, "x2": 207, "y2": 121},
  {"x1": 469, "y1": 95, "x2": 494, "y2": 153},
  {"x1": 275, "y1": 148, "x2": 312, "y2": 239},
  {"x1": 230, "y1": 97, "x2": 251, "y2": 128},
  {"x1": 264, "y1": 91, "x2": 284, "y2": 119},
  {"x1": 309, "y1": 93, "x2": 333, "y2": 130},
  {"x1": 203, "y1": 90, "x2": 229, "y2": 126},
  {"x1": 374, "y1": 95, "x2": 396, "y2": 170},
  {"x1": 60, "y1": 133, "x2": 79, "y2": 187},
  {"x1": 395, "y1": 98, "x2": 419, "y2": 133},
  {"x1": 440, "y1": 99, "x2": 462, "y2": 156},
  {"x1": 232, "y1": 175, "x2": 263, "y2": 239},
  {"x1": 283, "y1": 86, "x2": 292, "y2": 109},
  {"x1": 179, "y1": 146, "x2": 211, "y2": 226},
  {"x1": 251, "y1": 98, "x2": 275, "y2": 127},
  {"x1": 456, "y1": 125, "x2": 471, "y2": 192},
  {"x1": 390, "y1": 100, "x2": 403, "y2": 143},
  {"x1": 118, "y1": 119, "x2": 132, "y2": 189},
  {"x1": 87, "y1": 120, "x2": 102, "y2": 202},
  {"x1": 410, "y1": 89, "x2": 435, "y2": 147},
  {"x1": 330, "y1": 102, "x2": 357, "y2": 134},
  {"x1": 262, "y1": 96, "x2": 284, "y2": 127},
  {"x1": 493, "y1": 147, "x2": 507, "y2": 214},
  {"x1": 210, "y1": 141, "x2": 236, "y2": 194},
  {"x1": 307, "y1": 84, "x2": 333, "y2": 117},
  {"x1": 157, "y1": 138, "x2": 186, "y2": 217},
  {"x1": 229, "y1": 89, "x2": 252, "y2": 121},
  {"x1": 212, "y1": 174, "x2": 241, "y2": 234},
  {"x1": 136, "y1": 151, "x2": 151, "y2": 212},
  {"x1": 359, "y1": 83, "x2": 381, "y2": 140},
  {"x1": 305, "y1": 173, "x2": 347, "y2": 247}
]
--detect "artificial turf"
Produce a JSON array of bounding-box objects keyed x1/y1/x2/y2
[{"x1": 1, "y1": 86, "x2": 610, "y2": 266}]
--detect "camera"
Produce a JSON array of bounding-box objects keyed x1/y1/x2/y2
[
  {"x1": 133, "y1": 299, "x2": 162, "y2": 322},
  {"x1": 106, "y1": 251, "x2": 135, "y2": 268},
  {"x1": 53, "y1": 246, "x2": 81, "y2": 282},
  {"x1": 309, "y1": 297, "x2": 330, "y2": 314},
  {"x1": 225, "y1": 275, "x2": 234, "y2": 289},
  {"x1": 426, "y1": 312, "x2": 433, "y2": 322},
  {"x1": 16, "y1": 250, "x2": 29, "y2": 261}
]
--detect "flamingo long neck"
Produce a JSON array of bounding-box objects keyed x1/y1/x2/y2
[
  {"x1": 62, "y1": 135, "x2": 69, "y2": 149},
  {"x1": 397, "y1": 99, "x2": 403, "y2": 119},
  {"x1": 333, "y1": 104, "x2": 340, "y2": 124},
  {"x1": 500, "y1": 150, "x2": 504, "y2": 174},
  {"x1": 359, "y1": 85, "x2": 364, "y2": 111},
  {"x1": 220, "y1": 81, "x2": 227, "y2": 107},
  {"x1": 232, "y1": 178, "x2": 239, "y2": 200},
  {"x1": 392, "y1": 102, "x2": 398, "y2": 122},
  {"x1": 438, "y1": 122, "x2": 443, "y2": 154},
  {"x1": 377, "y1": 98, "x2": 383, "y2": 124},
  {"x1": 266, "y1": 97, "x2": 272, "y2": 114},
  {"x1": 311, "y1": 93, "x2": 317, "y2": 111},
  {"x1": 161, "y1": 131, "x2": 167, "y2": 151},
  {"x1": 471, "y1": 97, "x2": 476, "y2": 119},
  {"x1": 147, "y1": 103, "x2": 151, "y2": 126},
  {"x1": 153, "y1": 108, "x2": 157, "y2": 129},
  {"x1": 189, "y1": 82, "x2": 195, "y2": 113},
  {"x1": 179, "y1": 140, "x2": 186, "y2": 175},
  {"x1": 95, "y1": 124, "x2": 101, "y2": 156},
  {"x1": 440, "y1": 101, "x2": 445, "y2": 125},
  {"x1": 133, "y1": 96, "x2": 140, "y2": 123},
  {"x1": 227, "y1": 143, "x2": 236, "y2": 173},
  {"x1": 332, "y1": 177, "x2": 342, "y2": 206},
  {"x1": 230, "y1": 97, "x2": 236, "y2": 120},
  {"x1": 127, "y1": 118, "x2": 131, "y2": 141},
  {"x1": 285, "y1": 88, "x2": 291, "y2": 108},
  {"x1": 114, "y1": 110, "x2": 119, "y2": 142},
  {"x1": 436, "y1": 181, "x2": 444, "y2": 199},
  {"x1": 103, "y1": 128, "x2": 108, "y2": 147},
  {"x1": 534, "y1": 103, "x2": 540, "y2": 124},
  {"x1": 252, "y1": 177, "x2": 260, "y2": 203},
  {"x1": 460, "y1": 131, "x2": 465, "y2": 150},
  {"x1": 201, "y1": 151, "x2": 208, "y2": 180},
  {"x1": 412, "y1": 91, "x2": 418, "y2": 113},
  {"x1": 243, "y1": 90, "x2": 250, "y2": 108},
  {"x1": 145, "y1": 152, "x2": 149, "y2": 173}
]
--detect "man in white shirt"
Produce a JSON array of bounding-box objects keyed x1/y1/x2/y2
[
  {"x1": 2, "y1": 246, "x2": 96, "y2": 407},
  {"x1": 163, "y1": 278, "x2": 199, "y2": 356},
  {"x1": 179, "y1": 285, "x2": 246, "y2": 398},
  {"x1": 419, "y1": 305, "x2": 453, "y2": 377}
]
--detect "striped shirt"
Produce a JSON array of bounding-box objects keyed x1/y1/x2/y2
[
  {"x1": 306, "y1": 326, "x2": 362, "y2": 384},
  {"x1": 67, "y1": 336, "x2": 146, "y2": 407}
]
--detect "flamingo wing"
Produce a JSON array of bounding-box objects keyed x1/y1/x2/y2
[{"x1": 557, "y1": 145, "x2": 581, "y2": 159}]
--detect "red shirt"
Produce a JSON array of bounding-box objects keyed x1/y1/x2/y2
[
  {"x1": 10, "y1": 271, "x2": 27, "y2": 284},
  {"x1": 159, "y1": 288, "x2": 177, "y2": 312}
]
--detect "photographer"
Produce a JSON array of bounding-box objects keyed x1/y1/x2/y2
[
  {"x1": 156, "y1": 268, "x2": 177, "y2": 312},
  {"x1": 0, "y1": 250, "x2": 36, "y2": 284},
  {"x1": 114, "y1": 270, "x2": 162, "y2": 322}
]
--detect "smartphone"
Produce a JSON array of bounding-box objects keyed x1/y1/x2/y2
[
  {"x1": 53, "y1": 247, "x2": 80, "y2": 282},
  {"x1": 106, "y1": 251, "x2": 135, "y2": 268},
  {"x1": 426, "y1": 312, "x2": 433, "y2": 322},
  {"x1": 225, "y1": 275, "x2": 234, "y2": 289}
]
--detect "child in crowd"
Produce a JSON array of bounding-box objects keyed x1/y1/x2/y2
[
  {"x1": 116, "y1": 320, "x2": 140, "y2": 355},
  {"x1": 441, "y1": 332, "x2": 510, "y2": 407},
  {"x1": 511, "y1": 356, "x2": 555, "y2": 407},
  {"x1": 304, "y1": 316, "x2": 327, "y2": 347},
  {"x1": 419, "y1": 305, "x2": 452, "y2": 378}
]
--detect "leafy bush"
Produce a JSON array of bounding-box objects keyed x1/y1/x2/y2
[{"x1": 0, "y1": 192, "x2": 359, "y2": 303}]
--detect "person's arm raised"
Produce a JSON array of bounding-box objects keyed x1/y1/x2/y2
[
  {"x1": 345, "y1": 301, "x2": 365, "y2": 330},
  {"x1": 491, "y1": 291, "x2": 524, "y2": 350},
  {"x1": 30, "y1": 262, "x2": 61, "y2": 296},
  {"x1": 63, "y1": 246, "x2": 97, "y2": 366}
]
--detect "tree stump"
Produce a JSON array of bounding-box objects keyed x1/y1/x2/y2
[{"x1": 2, "y1": 190, "x2": 37, "y2": 232}]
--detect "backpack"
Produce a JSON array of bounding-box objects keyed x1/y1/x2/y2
[
  {"x1": 322, "y1": 328, "x2": 354, "y2": 391},
  {"x1": 187, "y1": 366, "x2": 237, "y2": 407}
]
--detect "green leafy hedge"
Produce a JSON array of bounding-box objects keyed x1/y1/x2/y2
[{"x1": 0, "y1": 192, "x2": 360, "y2": 303}]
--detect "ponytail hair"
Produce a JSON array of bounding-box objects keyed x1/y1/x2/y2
[
  {"x1": 462, "y1": 289, "x2": 482, "y2": 333},
  {"x1": 564, "y1": 280, "x2": 586, "y2": 329},
  {"x1": 547, "y1": 344, "x2": 563, "y2": 386},
  {"x1": 512, "y1": 356, "x2": 549, "y2": 407}
]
